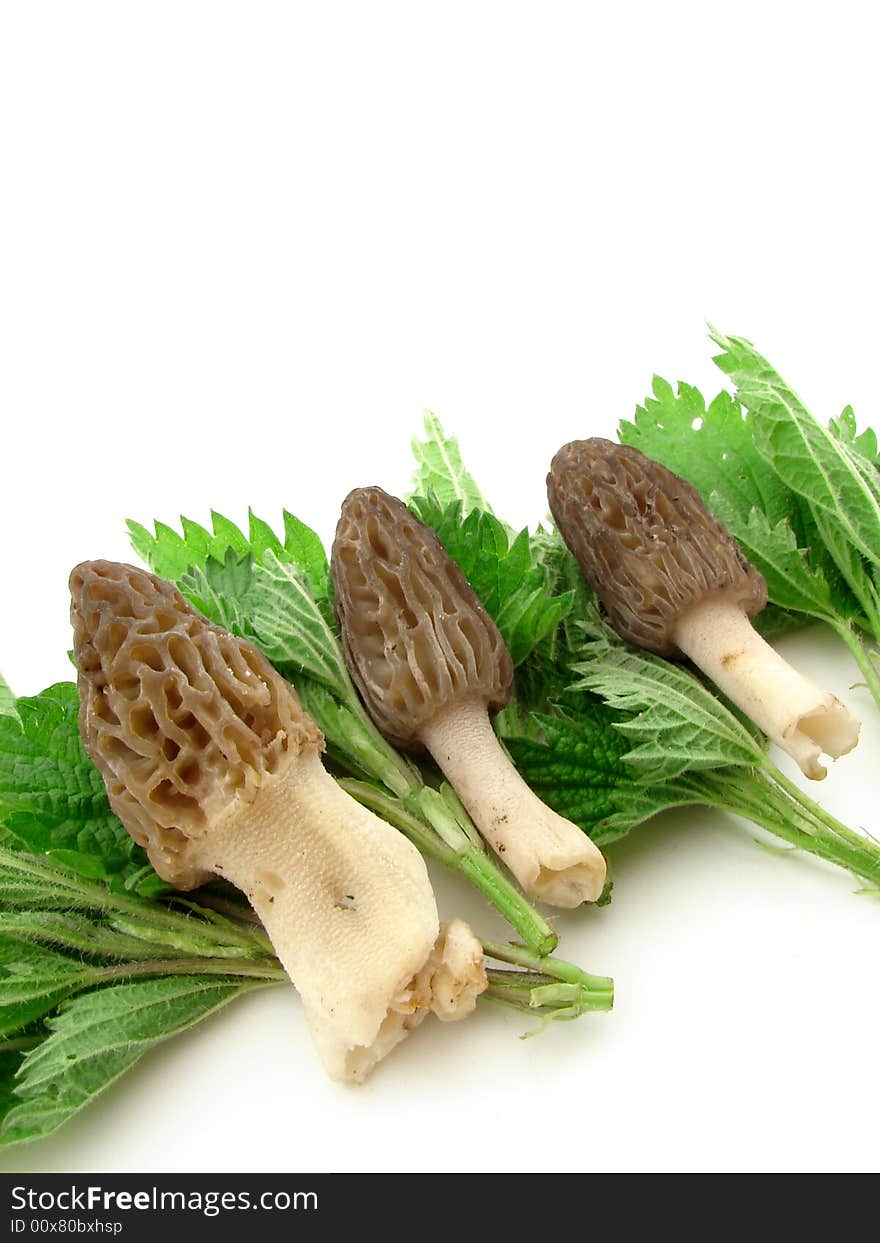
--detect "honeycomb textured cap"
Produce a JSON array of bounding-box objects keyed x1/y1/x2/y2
[
  {"x1": 331, "y1": 487, "x2": 513, "y2": 749},
  {"x1": 70, "y1": 560, "x2": 323, "y2": 889},
  {"x1": 547, "y1": 438, "x2": 767, "y2": 656}
]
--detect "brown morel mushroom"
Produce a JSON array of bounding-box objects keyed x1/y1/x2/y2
[
  {"x1": 548, "y1": 438, "x2": 860, "y2": 780},
  {"x1": 70, "y1": 559, "x2": 487, "y2": 1082},
  {"x1": 330, "y1": 487, "x2": 607, "y2": 908}
]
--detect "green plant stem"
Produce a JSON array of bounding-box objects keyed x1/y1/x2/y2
[
  {"x1": 184, "y1": 890, "x2": 265, "y2": 926},
  {"x1": 482, "y1": 942, "x2": 614, "y2": 1017},
  {"x1": 458, "y1": 853, "x2": 557, "y2": 956},
  {"x1": 830, "y1": 618, "x2": 880, "y2": 711},
  {"x1": 93, "y1": 958, "x2": 286, "y2": 984},
  {"x1": 338, "y1": 778, "x2": 557, "y2": 955},
  {"x1": 0, "y1": 847, "x2": 269, "y2": 958},
  {"x1": 706, "y1": 767, "x2": 880, "y2": 888}
]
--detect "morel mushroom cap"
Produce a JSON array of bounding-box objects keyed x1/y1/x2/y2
[
  {"x1": 331, "y1": 486, "x2": 513, "y2": 749},
  {"x1": 547, "y1": 438, "x2": 768, "y2": 657},
  {"x1": 70, "y1": 559, "x2": 322, "y2": 889}
]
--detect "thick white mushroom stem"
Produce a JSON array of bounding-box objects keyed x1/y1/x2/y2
[
  {"x1": 303, "y1": 918, "x2": 487, "y2": 1082},
  {"x1": 674, "y1": 593, "x2": 860, "y2": 780},
  {"x1": 192, "y1": 745, "x2": 442, "y2": 1082},
  {"x1": 420, "y1": 696, "x2": 607, "y2": 907}
]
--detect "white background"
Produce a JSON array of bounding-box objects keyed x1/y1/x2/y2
[{"x1": 1, "y1": 1, "x2": 879, "y2": 1174}]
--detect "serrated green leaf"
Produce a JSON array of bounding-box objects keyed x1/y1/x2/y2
[
  {"x1": 130, "y1": 507, "x2": 334, "y2": 626},
  {"x1": 621, "y1": 378, "x2": 795, "y2": 532},
  {"x1": 0, "y1": 674, "x2": 18, "y2": 725},
  {"x1": 0, "y1": 685, "x2": 163, "y2": 893},
  {"x1": 0, "y1": 937, "x2": 96, "y2": 1037},
  {"x1": 829, "y1": 404, "x2": 880, "y2": 466},
  {"x1": 571, "y1": 627, "x2": 765, "y2": 784},
  {"x1": 178, "y1": 516, "x2": 214, "y2": 564},
  {"x1": 208, "y1": 511, "x2": 250, "y2": 563},
  {"x1": 712, "y1": 328, "x2": 880, "y2": 576},
  {"x1": 408, "y1": 495, "x2": 573, "y2": 666},
  {"x1": 247, "y1": 509, "x2": 284, "y2": 562},
  {"x1": 620, "y1": 376, "x2": 844, "y2": 620},
  {"x1": 282, "y1": 510, "x2": 331, "y2": 599},
  {"x1": 248, "y1": 552, "x2": 354, "y2": 702},
  {"x1": 709, "y1": 494, "x2": 836, "y2": 619},
  {"x1": 125, "y1": 518, "x2": 196, "y2": 581},
  {"x1": 592, "y1": 770, "x2": 730, "y2": 843},
  {"x1": 504, "y1": 707, "x2": 630, "y2": 840},
  {"x1": 0, "y1": 976, "x2": 266, "y2": 1148},
  {"x1": 178, "y1": 550, "x2": 258, "y2": 636},
  {"x1": 410, "y1": 411, "x2": 488, "y2": 514}
]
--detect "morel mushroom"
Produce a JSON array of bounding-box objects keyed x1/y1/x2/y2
[
  {"x1": 547, "y1": 438, "x2": 860, "y2": 780},
  {"x1": 70, "y1": 559, "x2": 487, "y2": 1082},
  {"x1": 331, "y1": 487, "x2": 607, "y2": 908}
]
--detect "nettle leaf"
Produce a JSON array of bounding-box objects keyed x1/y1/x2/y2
[
  {"x1": 708, "y1": 494, "x2": 838, "y2": 620},
  {"x1": 621, "y1": 377, "x2": 796, "y2": 533},
  {"x1": 0, "y1": 685, "x2": 163, "y2": 894},
  {"x1": 409, "y1": 495, "x2": 574, "y2": 665},
  {"x1": 130, "y1": 507, "x2": 333, "y2": 624},
  {"x1": 594, "y1": 770, "x2": 733, "y2": 843},
  {"x1": 0, "y1": 976, "x2": 265, "y2": 1148},
  {"x1": 829, "y1": 405, "x2": 880, "y2": 467},
  {"x1": 0, "y1": 674, "x2": 18, "y2": 725},
  {"x1": 281, "y1": 510, "x2": 331, "y2": 601},
  {"x1": 0, "y1": 937, "x2": 95, "y2": 1037},
  {"x1": 410, "y1": 411, "x2": 488, "y2": 514},
  {"x1": 620, "y1": 377, "x2": 840, "y2": 619},
  {"x1": 126, "y1": 518, "x2": 203, "y2": 581},
  {"x1": 248, "y1": 552, "x2": 354, "y2": 703},
  {"x1": 809, "y1": 507, "x2": 880, "y2": 629},
  {"x1": 712, "y1": 329, "x2": 880, "y2": 573},
  {"x1": 571, "y1": 629, "x2": 765, "y2": 784},
  {"x1": 129, "y1": 511, "x2": 248, "y2": 577},
  {"x1": 504, "y1": 706, "x2": 630, "y2": 842},
  {"x1": 178, "y1": 550, "x2": 259, "y2": 637}
]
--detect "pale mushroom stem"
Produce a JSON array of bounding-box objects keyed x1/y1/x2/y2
[
  {"x1": 674, "y1": 593, "x2": 860, "y2": 780},
  {"x1": 195, "y1": 747, "x2": 484, "y2": 1082},
  {"x1": 420, "y1": 696, "x2": 607, "y2": 908}
]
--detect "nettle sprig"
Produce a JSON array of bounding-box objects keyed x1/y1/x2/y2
[{"x1": 619, "y1": 328, "x2": 880, "y2": 708}]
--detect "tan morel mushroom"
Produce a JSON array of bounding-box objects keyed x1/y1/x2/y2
[
  {"x1": 330, "y1": 487, "x2": 607, "y2": 908},
  {"x1": 547, "y1": 438, "x2": 860, "y2": 780},
  {"x1": 70, "y1": 559, "x2": 487, "y2": 1082}
]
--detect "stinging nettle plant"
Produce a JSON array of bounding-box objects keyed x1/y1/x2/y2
[{"x1": 619, "y1": 327, "x2": 880, "y2": 714}]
